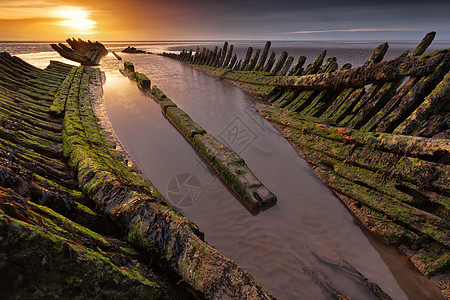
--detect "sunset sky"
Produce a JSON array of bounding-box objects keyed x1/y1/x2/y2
[{"x1": 0, "y1": 0, "x2": 449, "y2": 41}]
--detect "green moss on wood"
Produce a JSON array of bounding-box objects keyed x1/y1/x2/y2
[{"x1": 165, "y1": 107, "x2": 206, "y2": 140}]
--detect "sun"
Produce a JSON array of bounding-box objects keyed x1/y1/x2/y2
[{"x1": 57, "y1": 7, "x2": 96, "y2": 31}]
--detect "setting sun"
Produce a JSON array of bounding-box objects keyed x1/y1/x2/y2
[{"x1": 57, "y1": 7, "x2": 95, "y2": 31}]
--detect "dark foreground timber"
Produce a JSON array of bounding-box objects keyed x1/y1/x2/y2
[
  {"x1": 0, "y1": 52, "x2": 273, "y2": 299},
  {"x1": 50, "y1": 38, "x2": 108, "y2": 65},
  {"x1": 162, "y1": 32, "x2": 450, "y2": 298}
]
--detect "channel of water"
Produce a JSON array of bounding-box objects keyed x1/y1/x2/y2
[{"x1": 97, "y1": 53, "x2": 442, "y2": 299}]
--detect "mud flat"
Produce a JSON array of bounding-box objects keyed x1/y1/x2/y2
[
  {"x1": 0, "y1": 46, "x2": 273, "y2": 298},
  {"x1": 163, "y1": 32, "x2": 450, "y2": 298}
]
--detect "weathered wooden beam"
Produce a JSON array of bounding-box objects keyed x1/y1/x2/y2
[
  {"x1": 270, "y1": 51, "x2": 288, "y2": 75},
  {"x1": 217, "y1": 42, "x2": 228, "y2": 67},
  {"x1": 272, "y1": 90, "x2": 299, "y2": 107},
  {"x1": 223, "y1": 45, "x2": 233, "y2": 68},
  {"x1": 327, "y1": 88, "x2": 365, "y2": 124},
  {"x1": 289, "y1": 56, "x2": 306, "y2": 76},
  {"x1": 192, "y1": 46, "x2": 200, "y2": 64},
  {"x1": 255, "y1": 41, "x2": 271, "y2": 71},
  {"x1": 275, "y1": 50, "x2": 449, "y2": 91},
  {"x1": 264, "y1": 51, "x2": 276, "y2": 72},
  {"x1": 413, "y1": 114, "x2": 449, "y2": 138},
  {"x1": 188, "y1": 49, "x2": 193, "y2": 63},
  {"x1": 319, "y1": 57, "x2": 338, "y2": 74},
  {"x1": 241, "y1": 47, "x2": 253, "y2": 70},
  {"x1": 301, "y1": 58, "x2": 339, "y2": 116},
  {"x1": 307, "y1": 51, "x2": 328, "y2": 75},
  {"x1": 285, "y1": 90, "x2": 318, "y2": 112},
  {"x1": 409, "y1": 31, "x2": 436, "y2": 57},
  {"x1": 199, "y1": 47, "x2": 207, "y2": 65},
  {"x1": 375, "y1": 56, "x2": 450, "y2": 133},
  {"x1": 298, "y1": 64, "x2": 350, "y2": 119},
  {"x1": 196, "y1": 50, "x2": 202, "y2": 64},
  {"x1": 362, "y1": 33, "x2": 438, "y2": 131},
  {"x1": 363, "y1": 43, "x2": 389, "y2": 67},
  {"x1": 246, "y1": 49, "x2": 260, "y2": 71},
  {"x1": 331, "y1": 41, "x2": 395, "y2": 127},
  {"x1": 337, "y1": 85, "x2": 383, "y2": 127},
  {"x1": 228, "y1": 54, "x2": 237, "y2": 70},
  {"x1": 233, "y1": 59, "x2": 242, "y2": 71},
  {"x1": 51, "y1": 38, "x2": 107, "y2": 65},
  {"x1": 278, "y1": 51, "x2": 330, "y2": 110},
  {"x1": 275, "y1": 56, "x2": 294, "y2": 76},
  {"x1": 206, "y1": 46, "x2": 218, "y2": 66},
  {"x1": 213, "y1": 49, "x2": 222, "y2": 67},
  {"x1": 346, "y1": 81, "x2": 400, "y2": 129},
  {"x1": 150, "y1": 83, "x2": 277, "y2": 211},
  {"x1": 394, "y1": 73, "x2": 450, "y2": 136}
]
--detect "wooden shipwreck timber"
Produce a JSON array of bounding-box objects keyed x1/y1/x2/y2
[
  {"x1": 163, "y1": 32, "x2": 450, "y2": 296},
  {"x1": 121, "y1": 46, "x2": 148, "y2": 54},
  {"x1": 120, "y1": 61, "x2": 277, "y2": 213},
  {"x1": 50, "y1": 38, "x2": 108, "y2": 66},
  {"x1": 1, "y1": 34, "x2": 448, "y2": 298},
  {"x1": 0, "y1": 50, "x2": 274, "y2": 298}
]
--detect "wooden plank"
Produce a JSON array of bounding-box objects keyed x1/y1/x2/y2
[
  {"x1": 275, "y1": 50, "x2": 448, "y2": 91},
  {"x1": 240, "y1": 47, "x2": 253, "y2": 70},
  {"x1": 255, "y1": 41, "x2": 271, "y2": 71},
  {"x1": 395, "y1": 73, "x2": 450, "y2": 136},
  {"x1": 270, "y1": 51, "x2": 288, "y2": 75}
]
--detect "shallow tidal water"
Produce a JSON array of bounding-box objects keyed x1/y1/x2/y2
[
  {"x1": 98, "y1": 53, "x2": 442, "y2": 299},
  {"x1": 13, "y1": 42, "x2": 446, "y2": 299}
]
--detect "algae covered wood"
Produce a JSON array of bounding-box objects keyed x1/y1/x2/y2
[
  {"x1": 241, "y1": 47, "x2": 253, "y2": 70},
  {"x1": 223, "y1": 45, "x2": 233, "y2": 68},
  {"x1": 394, "y1": 73, "x2": 450, "y2": 136},
  {"x1": 63, "y1": 66, "x2": 274, "y2": 299},
  {"x1": 246, "y1": 49, "x2": 261, "y2": 71},
  {"x1": 261, "y1": 105, "x2": 450, "y2": 281},
  {"x1": 122, "y1": 61, "x2": 151, "y2": 89},
  {"x1": 289, "y1": 55, "x2": 306, "y2": 76},
  {"x1": 192, "y1": 133, "x2": 277, "y2": 210},
  {"x1": 165, "y1": 107, "x2": 207, "y2": 140},
  {"x1": 51, "y1": 38, "x2": 108, "y2": 65},
  {"x1": 375, "y1": 55, "x2": 450, "y2": 133},
  {"x1": 271, "y1": 51, "x2": 288, "y2": 75},
  {"x1": 0, "y1": 51, "x2": 276, "y2": 299},
  {"x1": 256, "y1": 41, "x2": 272, "y2": 71},
  {"x1": 276, "y1": 50, "x2": 449, "y2": 91},
  {"x1": 145, "y1": 80, "x2": 278, "y2": 212},
  {"x1": 0, "y1": 55, "x2": 199, "y2": 299},
  {"x1": 276, "y1": 56, "x2": 294, "y2": 76},
  {"x1": 264, "y1": 51, "x2": 277, "y2": 72}
]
